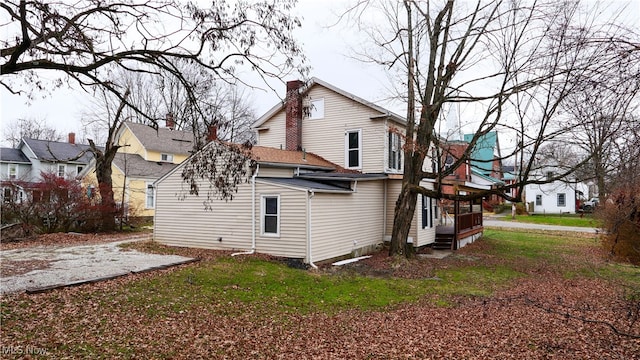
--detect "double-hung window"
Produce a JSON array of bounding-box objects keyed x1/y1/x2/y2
[
  {"x1": 388, "y1": 132, "x2": 402, "y2": 171},
  {"x1": 535, "y1": 195, "x2": 542, "y2": 206},
  {"x1": 345, "y1": 129, "x2": 362, "y2": 169},
  {"x1": 8, "y1": 164, "x2": 17, "y2": 179},
  {"x1": 557, "y1": 193, "x2": 566, "y2": 207},
  {"x1": 146, "y1": 183, "x2": 155, "y2": 208},
  {"x1": 262, "y1": 195, "x2": 280, "y2": 236},
  {"x1": 57, "y1": 164, "x2": 66, "y2": 178},
  {"x1": 422, "y1": 196, "x2": 435, "y2": 228}
]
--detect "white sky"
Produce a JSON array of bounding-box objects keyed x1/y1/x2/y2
[
  {"x1": 1, "y1": 0, "x2": 638, "y2": 148},
  {"x1": 0, "y1": 0, "x2": 398, "y2": 146}
]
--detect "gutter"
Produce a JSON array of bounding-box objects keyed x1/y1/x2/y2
[
  {"x1": 232, "y1": 164, "x2": 259, "y2": 257},
  {"x1": 306, "y1": 189, "x2": 317, "y2": 269}
]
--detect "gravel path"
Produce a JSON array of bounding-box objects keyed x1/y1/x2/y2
[{"x1": 1, "y1": 237, "x2": 195, "y2": 295}]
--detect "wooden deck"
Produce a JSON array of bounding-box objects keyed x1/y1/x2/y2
[{"x1": 434, "y1": 212, "x2": 484, "y2": 250}]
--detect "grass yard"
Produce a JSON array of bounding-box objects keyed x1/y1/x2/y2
[
  {"x1": 498, "y1": 213, "x2": 601, "y2": 227},
  {"x1": 1, "y1": 229, "x2": 638, "y2": 359}
]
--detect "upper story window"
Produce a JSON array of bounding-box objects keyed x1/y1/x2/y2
[
  {"x1": 546, "y1": 171, "x2": 554, "y2": 181},
  {"x1": 8, "y1": 164, "x2": 17, "y2": 179},
  {"x1": 345, "y1": 129, "x2": 362, "y2": 169},
  {"x1": 388, "y1": 131, "x2": 402, "y2": 171},
  {"x1": 308, "y1": 98, "x2": 325, "y2": 119},
  {"x1": 57, "y1": 164, "x2": 66, "y2": 178},
  {"x1": 161, "y1": 153, "x2": 174, "y2": 162}
]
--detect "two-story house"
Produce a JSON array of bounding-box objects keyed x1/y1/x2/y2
[
  {"x1": 1, "y1": 133, "x2": 95, "y2": 202},
  {"x1": 153, "y1": 78, "x2": 485, "y2": 265},
  {"x1": 81, "y1": 121, "x2": 194, "y2": 219}
]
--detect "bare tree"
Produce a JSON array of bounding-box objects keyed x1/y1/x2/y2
[
  {"x1": 2, "y1": 0, "x2": 305, "y2": 230},
  {"x1": 3, "y1": 117, "x2": 62, "y2": 147},
  {"x1": 344, "y1": 0, "x2": 639, "y2": 257}
]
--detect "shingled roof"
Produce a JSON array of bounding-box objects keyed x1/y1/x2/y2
[
  {"x1": 22, "y1": 138, "x2": 95, "y2": 164},
  {"x1": 0, "y1": 148, "x2": 31, "y2": 163},
  {"x1": 250, "y1": 146, "x2": 337, "y2": 170},
  {"x1": 112, "y1": 153, "x2": 178, "y2": 179},
  {"x1": 123, "y1": 122, "x2": 195, "y2": 155}
]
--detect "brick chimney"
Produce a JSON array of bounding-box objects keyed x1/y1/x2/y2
[
  {"x1": 207, "y1": 125, "x2": 218, "y2": 142},
  {"x1": 166, "y1": 113, "x2": 175, "y2": 129},
  {"x1": 68, "y1": 132, "x2": 75, "y2": 144},
  {"x1": 285, "y1": 80, "x2": 304, "y2": 151}
]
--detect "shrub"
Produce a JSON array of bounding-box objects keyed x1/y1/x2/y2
[
  {"x1": 598, "y1": 185, "x2": 640, "y2": 265},
  {"x1": 1, "y1": 172, "x2": 102, "y2": 237}
]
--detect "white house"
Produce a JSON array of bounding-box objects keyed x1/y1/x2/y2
[{"x1": 524, "y1": 169, "x2": 588, "y2": 214}]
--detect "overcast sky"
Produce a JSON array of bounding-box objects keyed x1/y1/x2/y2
[
  {"x1": 0, "y1": 0, "x2": 399, "y2": 146},
  {"x1": 1, "y1": 0, "x2": 638, "y2": 148}
]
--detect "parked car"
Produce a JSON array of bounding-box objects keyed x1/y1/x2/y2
[{"x1": 581, "y1": 197, "x2": 599, "y2": 212}]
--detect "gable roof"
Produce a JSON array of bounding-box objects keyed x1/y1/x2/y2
[
  {"x1": 112, "y1": 153, "x2": 179, "y2": 179},
  {"x1": 123, "y1": 121, "x2": 195, "y2": 155},
  {"x1": 252, "y1": 77, "x2": 406, "y2": 129},
  {"x1": 0, "y1": 148, "x2": 31, "y2": 164},
  {"x1": 21, "y1": 138, "x2": 95, "y2": 164},
  {"x1": 257, "y1": 177, "x2": 354, "y2": 193}
]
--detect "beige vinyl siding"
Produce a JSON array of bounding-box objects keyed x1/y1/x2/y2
[
  {"x1": 256, "y1": 111, "x2": 286, "y2": 149},
  {"x1": 154, "y1": 169, "x2": 308, "y2": 258},
  {"x1": 384, "y1": 179, "x2": 418, "y2": 243},
  {"x1": 256, "y1": 166, "x2": 294, "y2": 178},
  {"x1": 154, "y1": 169, "x2": 254, "y2": 250},
  {"x1": 416, "y1": 181, "x2": 436, "y2": 247},
  {"x1": 253, "y1": 182, "x2": 307, "y2": 258},
  {"x1": 302, "y1": 86, "x2": 388, "y2": 173},
  {"x1": 310, "y1": 181, "x2": 385, "y2": 262}
]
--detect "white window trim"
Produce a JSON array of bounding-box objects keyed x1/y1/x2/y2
[
  {"x1": 308, "y1": 98, "x2": 325, "y2": 119},
  {"x1": 387, "y1": 131, "x2": 402, "y2": 172},
  {"x1": 345, "y1": 129, "x2": 362, "y2": 170},
  {"x1": 261, "y1": 195, "x2": 280, "y2": 237},
  {"x1": 57, "y1": 164, "x2": 66, "y2": 177},
  {"x1": 8, "y1": 163, "x2": 18, "y2": 179},
  {"x1": 145, "y1": 182, "x2": 155, "y2": 209},
  {"x1": 160, "y1": 153, "x2": 174, "y2": 162},
  {"x1": 557, "y1": 193, "x2": 566, "y2": 207}
]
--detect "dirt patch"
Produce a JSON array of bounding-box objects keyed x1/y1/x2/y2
[{"x1": 1, "y1": 259, "x2": 54, "y2": 277}]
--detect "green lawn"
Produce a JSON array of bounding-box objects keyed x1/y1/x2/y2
[{"x1": 497, "y1": 213, "x2": 601, "y2": 227}]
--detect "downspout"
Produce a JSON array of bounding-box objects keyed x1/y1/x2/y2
[
  {"x1": 232, "y1": 164, "x2": 259, "y2": 257},
  {"x1": 307, "y1": 189, "x2": 317, "y2": 269}
]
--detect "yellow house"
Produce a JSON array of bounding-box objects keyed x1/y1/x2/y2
[{"x1": 83, "y1": 121, "x2": 194, "y2": 219}]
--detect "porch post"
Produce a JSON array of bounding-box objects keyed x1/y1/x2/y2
[{"x1": 453, "y1": 199, "x2": 459, "y2": 250}]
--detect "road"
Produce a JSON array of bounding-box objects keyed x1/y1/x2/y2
[{"x1": 483, "y1": 219, "x2": 599, "y2": 233}]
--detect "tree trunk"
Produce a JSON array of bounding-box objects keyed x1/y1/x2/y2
[
  {"x1": 95, "y1": 153, "x2": 117, "y2": 231},
  {"x1": 389, "y1": 184, "x2": 418, "y2": 257}
]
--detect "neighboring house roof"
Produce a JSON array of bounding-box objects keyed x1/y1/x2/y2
[
  {"x1": 471, "y1": 167, "x2": 505, "y2": 186},
  {"x1": 0, "y1": 148, "x2": 31, "y2": 164},
  {"x1": 252, "y1": 77, "x2": 406, "y2": 129},
  {"x1": 21, "y1": 138, "x2": 95, "y2": 164},
  {"x1": 123, "y1": 121, "x2": 195, "y2": 155},
  {"x1": 257, "y1": 177, "x2": 354, "y2": 193},
  {"x1": 463, "y1": 132, "x2": 499, "y2": 176},
  {"x1": 251, "y1": 146, "x2": 337, "y2": 170},
  {"x1": 112, "y1": 153, "x2": 178, "y2": 179},
  {"x1": 298, "y1": 172, "x2": 388, "y2": 181}
]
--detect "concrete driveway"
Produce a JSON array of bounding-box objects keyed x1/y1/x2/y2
[{"x1": 1, "y1": 237, "x2": 195, "y2": 295}]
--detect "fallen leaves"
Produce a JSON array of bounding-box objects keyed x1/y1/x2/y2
[{"x1": 1, "y1": 232, "x2": 639, "y2": 358}]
